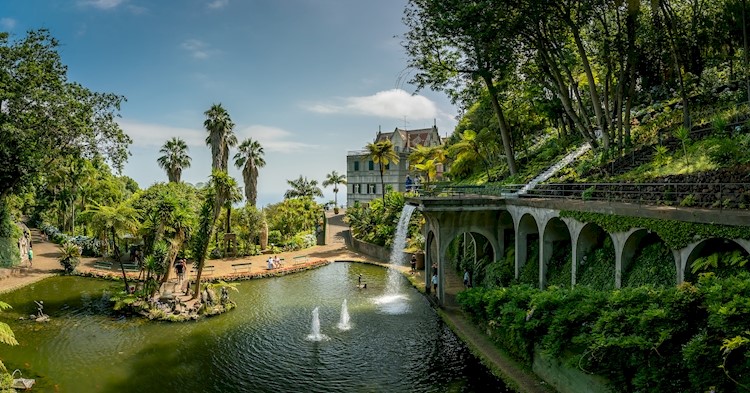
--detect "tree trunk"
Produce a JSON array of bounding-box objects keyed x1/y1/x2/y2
[
  {"x1": 570, "y1": 25, "x2": 610, "y2": 149},
  {"x1": 113, "y1": 227, "x2": 129, "y2": 292},
  {"x1": 480, "y1": 73, "x2": 518, "y2": 175},
  {"x1": 380, "y1": 164, "x2": 386, "y2": 200},
  {"x1": 537, "y1": 41, "x2": 598, "y2": 146}
]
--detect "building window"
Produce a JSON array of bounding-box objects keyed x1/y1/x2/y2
[
  {"x1": 353, "y1": 184, "x2": 360, "y2": 194},
  {"x1": 369, "y1": 184, "x2": 377, "y2": 194},
  {"x1": 354, "y1": 161, "x2": 360, "y2": 171},
  {"x1": 368, "y1": 160, "x2": 374, "y2": 171}
]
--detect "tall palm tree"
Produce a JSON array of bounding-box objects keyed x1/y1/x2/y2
[
  {"x1": 83, "y1": 201, "x2": 140, "y2": 291},
  {"x1": 157, "y1": 137, "x2": 192, "y2": 183},
  {"x1": 365, "y1": 140, "x2": 400, "y2": 200},
  {"x1": 204, "y1": 103, "x2": 237, "y2": 172},
  {"x1": 322, "y1": 170, "x2": 347, "y2": 209},
  {"x1": 284, "y1": 175, "x2": 323, "y2": 199},
  {"x1": 233, "y1": 138, "x2": 266, "y2": 207}
]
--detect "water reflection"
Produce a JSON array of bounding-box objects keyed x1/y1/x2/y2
[{"x1": 0, "y1": 263, "x2": 509, "y2": 393}]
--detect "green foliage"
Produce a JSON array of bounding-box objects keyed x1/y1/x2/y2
[
  {"x1": 457, "y1": 273, "x2": 750, "y2": 392},
  {"x1": 345, "y1": 191, "x2": 407, "y2": 247},
  {"x1": 706, "y1": 136, "x2": 742, "y2": 165},
  {"x1": 577, "y1": 237, "x2": 615, "y2": 290},
  {"x1": 623, "y1": 242, "x2": 676, "y2": 287},
  {"x1": 265, "y1": 197, "x2": 322, "y2": 240},
  {"x1": 519, "y1": 241, "x2": 539, "y2": 286},
  {"x1": 711, "y1": 115, "x2": 729, "y2": 135},
  {"x1": 0, "y1": 201, "x2": 20, "y2": 267},
  {"x1": 0, "y1": 301, "x2": 18, "y2": 373},
  {"x1": 0, "y1": 29, "x2": 131, "y2": 198},
  {"x1": 560, "y1": 211, "x2": 750, "y2": 249},
  {"x1": 545, "y1": 244, "x2": 572, "y2": 288},
  {"x1": 690, "y1": 250, "x2": 750, "y2": 280},
  {"x1": 58, "y1": 242, "x2": 82, "y2": 274}
]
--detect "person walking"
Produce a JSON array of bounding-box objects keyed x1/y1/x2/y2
[
  {"x1": 410, "y1": 255, "x2": 417, "y2": 274},
  {"x1": 463, "y1": 269, "x2": 471, "y2": 289},
  {"x1": 431, "y1": 272, "x2": 438, "y2": 294},
  {"x1": 175, "y1": 259, "x2": 185, "y2": 282},
  {"x1": 27, "y1": 247, "x2": 33, "y2": 268}
]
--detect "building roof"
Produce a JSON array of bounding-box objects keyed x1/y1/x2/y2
[{"x1": 374, "y1": 126, "x2": 441, "y2": 150}]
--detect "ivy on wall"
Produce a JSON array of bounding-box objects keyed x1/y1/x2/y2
[{"x1": 560, "y1": 211, "x2": 750, "y2": 249}]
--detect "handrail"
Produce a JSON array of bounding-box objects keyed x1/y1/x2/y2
[
  {"x1": 414, "y1": 181, "x2": 750, "y2": 210},
  {"x1": 523, "y1": 182, "x2": 750, "y2": 210}
]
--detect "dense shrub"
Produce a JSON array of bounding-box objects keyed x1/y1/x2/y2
[
  {"x1": 456, "y1": 272, "x2": 750, "y2": 392},
  {"x1": 577, "y1": 238, "x2": 615, "y2": 290},
  {"x1": 623, "y1": 242, "x2": 677, "y2": 287}
]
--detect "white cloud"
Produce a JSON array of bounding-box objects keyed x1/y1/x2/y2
[
  {"x1": 304, "y1": 89, "x2": 439, "y2": 120},
  {"x1": 78, "y1": 0, "x2": 126, "y2": 10},
  {"x1": 118, "y1": 119, "x2": 205, "y2": 147},
  {"x1": 207, "y1": 0, "x2": 229, "y2": 9},
  {"x1": 236, "y1": 125, "x2": 317, "y2": 153},
  {"x1": 181, "y1": 39, "x2": 213, "y2": 60},
  {"x1": 0, "y1": 18, "x2": 17, "y2": 30}
]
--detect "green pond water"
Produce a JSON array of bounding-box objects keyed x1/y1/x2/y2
[{"x1": 0, "y1": 262, "x2": 509, "y2": 392}]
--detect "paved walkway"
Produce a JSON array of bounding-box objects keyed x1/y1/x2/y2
[{"x1": 0, "y1": 212, "x2": 554, "y2": 392}]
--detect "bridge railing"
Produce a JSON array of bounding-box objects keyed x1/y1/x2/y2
[
  {"x1": 417, "y1": 183, "x2": 525, "y2": 197},
  {"x1": 522, "y1": 182, "x2": 750, "y2": 210}
]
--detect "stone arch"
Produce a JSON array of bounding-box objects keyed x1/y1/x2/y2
[
  {"x1": 621, "y1": 232, "x2": 677, "y2": 287},
  {"x1": 618, "y1": 230, "x2": 676, "y2": 287},
  {"x1": 573, "y1": 222, "x2": 609, "y2": 286},
  {"x1": 516, "y1": 213, "x2": 540, "y2": 283},
  {"x1": 445, "y1": 231, "x2": 496, "y2": 288},
  {"x1": 683, "y1": 238, "x2": 750, "y2": 281},
  {"x1": 541, "y1": 217, "x2": 573, "y2": 288}
]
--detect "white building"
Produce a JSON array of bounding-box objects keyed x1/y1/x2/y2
[{"x1": 346, "y1": 125, "x2": 444, "y2": 206}]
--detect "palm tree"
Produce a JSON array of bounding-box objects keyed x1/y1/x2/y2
[
  {"x1": 448, "y1": 129, "x2": 492, "y2": 180},
  {"x1": 322, "y1": 171, "x2": 347, "y2": 209},
  {"x1": 58, "y1": 242, "x2": 82, "y2": 274},
  {"x1": 83, "y1": 201, "x2": 140, "y2": 291},
  {"x1": 365, "y1": 140, "x2": 400, "y2": 200},
  {"x1": 415, "y1": 159, "x2": 438, "y2": 189},
  {"x1": 233, "y1": 138, "x2": 266, "y2": 207},
  {"x1": 204, "y1": 103, "x2": 237, "y2": 172},
  {"x1": 284, "y1": 175, "x2": 323, "y2": 199},
  {"x1": 157, "y1": 137, "x2": 192, "y2": 183}
]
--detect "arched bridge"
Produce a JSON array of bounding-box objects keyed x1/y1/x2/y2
[{"x1": 409, "y1": 193, "x2": 750, "y2": 307}]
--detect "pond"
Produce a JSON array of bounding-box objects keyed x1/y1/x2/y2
[{"x1": 0, "y1": 262, "x2": 509, "y2": 392}]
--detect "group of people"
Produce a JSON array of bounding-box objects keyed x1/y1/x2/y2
[{"x1": 266, "y1": 255, "x2": 283, "y2": 269}]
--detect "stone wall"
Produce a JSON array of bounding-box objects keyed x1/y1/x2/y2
[
  {"x1": 531, "y1": 166, "x2": 750, "y2": 209},
  {"x1": 350, "y1": 238, "x2": 391, "y2": 262}
]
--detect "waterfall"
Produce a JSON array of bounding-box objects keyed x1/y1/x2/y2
[
  {"x1": 385, "y1": 204, "x2": 416, "y2": 294},
  {"x1": 516, "y1": 141, "x2": 594, "y2": 195},
  {"x1": 337, "y1": 299, "x2": 351, "y2": 330}
]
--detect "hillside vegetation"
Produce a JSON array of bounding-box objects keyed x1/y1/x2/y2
[{"x1": 403, "y1": 0, "x2": 750, "y2": 191}]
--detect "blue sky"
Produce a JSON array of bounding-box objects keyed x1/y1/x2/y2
[{"x1": 2, "y1": 0, "x2": 457, "y2": 207}]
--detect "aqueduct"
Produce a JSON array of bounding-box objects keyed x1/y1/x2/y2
[{"x1": 411, "y1": 195, "x2": 750, "y2": 306}]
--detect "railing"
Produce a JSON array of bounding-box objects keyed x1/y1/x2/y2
[
  {"x1": 413, "y1": 181, "x2": 750, "y2": 210},
  {"x1": 523, "y1": 182, "x2": 750, "y2": 210},
  {"x1": 417, "y1": 183, "x2": 524, "y2": 197}
]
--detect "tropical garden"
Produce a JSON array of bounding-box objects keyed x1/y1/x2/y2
[{"x1": 0, "y1": 27, "x2": 339, "y2": 328}]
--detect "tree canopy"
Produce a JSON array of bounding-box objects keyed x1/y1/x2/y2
[{"x1": 0, "y1": 29, "x2": 131, "y2": 198}]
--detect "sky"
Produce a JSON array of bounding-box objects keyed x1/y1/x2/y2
[{"x1": 2, "y1": 0, "x2": 458, "y2": 207}]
